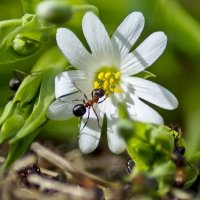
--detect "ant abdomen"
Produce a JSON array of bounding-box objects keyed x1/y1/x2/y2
[
  {"x1": 9, "y1": 77, "x2": 22, "y2": 91},
  {"x1": 73, "y1": 104, "x2": 86, "y2": 117}
]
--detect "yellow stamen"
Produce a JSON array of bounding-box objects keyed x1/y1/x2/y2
[
  {"x1": 114, "y1": 72, "x2": 120, "y2": 80},
  {"x1": 109, "y1": 78, "x2": 115, "y2": 84},
  {"x1": 103, "y1": 80, "x2": 109, "y2": 90},
  {"x1": 113, "y1": 88, "x2": 123, "y2": 93},
  {"x1": 98, "y1": 72, "x2": 104, "y2": 80},
  {"x1": 94, "y1": 67, "x2": 122, "y2": 94},
  {"x1": 105, "y1": 72, "x2": 111, "y2": 78},
  {"x1": 110, "y1": 88, "x2": 114, "y2": 92},
  {"x1": 94, "y1": 81, "x2": 99, "y2": 89}
]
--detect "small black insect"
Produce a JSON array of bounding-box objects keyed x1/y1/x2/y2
[
  {"x1": 9, "y1": 69, "x2": 40, "y2": 92},
  {"x1": 9, "y1": 70, "x2": 26, "y2": 91},
  {"x1": 126, "y1": 159, "x2": 135, "y2": 174},
  {"x1": 174, "y1": 146, "x2": 185, "y2": 155}
]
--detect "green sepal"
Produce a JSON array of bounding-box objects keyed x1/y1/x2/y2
[{"x1": 136, "y1": 70, "x2": 156, "y2": 79}]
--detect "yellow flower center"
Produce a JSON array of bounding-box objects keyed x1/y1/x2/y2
[{"x1": 93, "y1": 67, "x2": 122, "y2": 95}]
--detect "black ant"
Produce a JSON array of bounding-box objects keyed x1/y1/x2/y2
[
  {"x1": 171, "y1": 131, "x2": 197, "y2": 188},
  {"x1": 9, "y1": 69, "x2": 41, "y2": 92},
  {"x1": 59, "y1": 82, "x2": 107, "y2": 131},
  {"x1": 126, "y1": 158, "x2": 135, "y2": 174},
  {"x1": 9, "y1": 70, "x2": 26, "y2": 91}
]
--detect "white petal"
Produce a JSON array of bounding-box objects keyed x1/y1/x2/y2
[
  {"x1": 107, "y1": 117, "x2": 126, "y2": 154},
  {"x1": 121, "y1": 32, "x2": 167, "y2": 75},
  {"x1": 79, "y1": 106, "x2": 102, "y2": 154},
  {"x1": 47, "y1": 95, "x2": 80, "y2": 120},
  {"x1": 82, "y1": 12, "x2": 116, "y2": 66},
  {"x1": 56, "y1": 28, "x2": 96, "y2": 71},
  {"x1": 126, "y1": 77, "x2": 178, "y2": 110},
  {"x1": 55, "y1": 70, "x2": 93, "y2": 99},
  {"x1": 97, "y1": 97, "x2": 118, "y2": 119},
  {"x1": 111, "y1": 12, "x2": 144, "y2": 59},
  {"x1": 127, "y1": 94, "x2": 164, "y2": 124}
]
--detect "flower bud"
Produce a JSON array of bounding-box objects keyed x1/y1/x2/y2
[
  {"x1": 36, "y1": 0, "x2": 72, "y2": 24},
  {"x1": 13, "y1": 34, "x2": 42, "y2": 55}
]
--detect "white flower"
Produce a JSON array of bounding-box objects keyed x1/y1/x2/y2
[{"x1": 47, "y1": 11, "x2": 178, "y2": 154}]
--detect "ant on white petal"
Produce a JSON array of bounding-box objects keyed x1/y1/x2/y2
[{"x1": 59, "y1": 82, "x2": 107, "y2": 131}]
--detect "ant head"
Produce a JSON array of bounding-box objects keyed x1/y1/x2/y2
[
  {"x1": 73, "y1": 104, "x2": 86, "y2": 117},
  {"x1": 9, "y1": 77, "x2": 22, "y2": 91},
  {"x1": 92, "y1": 88, "x2": 105, "y2": 98}
]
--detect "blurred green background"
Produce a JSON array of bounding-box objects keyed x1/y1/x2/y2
[{"x1": 0, "y1": 0, "x2": 200, "y2": 157}]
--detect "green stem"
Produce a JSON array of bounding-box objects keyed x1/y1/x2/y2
[{"x1": 0, "y1": 19, "x2": 22, "y2": 28}]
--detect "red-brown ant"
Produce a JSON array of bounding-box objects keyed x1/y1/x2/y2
[{"x1": 59, "y1": 82, "x2": 107, "y2": 131}]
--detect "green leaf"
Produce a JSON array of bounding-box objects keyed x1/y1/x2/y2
[
  {"x1": 0, "y1": 19, "x2": 22, "y2": 45},
  {"x1": 0, "y1": 101, "x2": 17, "y2": 125},
  {"x1": 13, "y1": 72, "x2": 42, "y2": 107},
  {"x1": 0, "y1": 14, "x2": 55, "y2": 66},
  {"x1": 149, "y1": 161, "x2": 175, "y2": 180},
  {"x1": 0, "y1": 114, "x2": 24, "y2": 144},
  {"x1": 0, "y1": 47, "x2": 67, "y2": 169},
  {"x1": 10, "y1": 47, "x2": 67, "y2": 143},
  {"x1": 120, "y1": 122, "x2": 174, "y2": 171}
]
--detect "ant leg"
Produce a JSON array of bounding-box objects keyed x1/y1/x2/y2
[
  {"x1": 91, "y1": 106, "x2": 102, "y2": 129},
  {"x1": 83, "y1": 99, "x2": 87, "y2": 105},
  {"x1": 58, "y1": 94, "x2": 82, "y2": 103},
  {"x1": 58, "y1": 91, "x2": 80, "y2": 102},
  {"x1": 72, "y1": 81, "x2": 89, "y2": 101},
  {"x1": 59, "y1": 98, "x2": 81, "y2": 103},
  {"x1": 13, "y1": 69, "x2": 26, "y2": 78},
  {"x1": 80, "y1": 107, "x2": 90, "y2": 132},
  {"x1": 97, "y1": 96, "x2": 107, "y2": 104}
]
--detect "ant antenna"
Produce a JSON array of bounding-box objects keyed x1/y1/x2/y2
[{"x1": 72, "y1": 81, "x2": 89, "y2": 101}]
